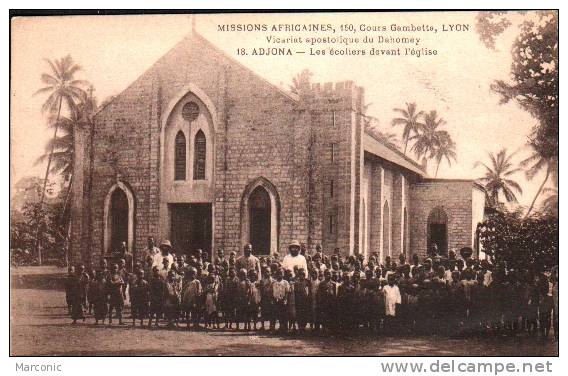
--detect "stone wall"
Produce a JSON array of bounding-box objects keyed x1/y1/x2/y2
[{"x1": 409, "y1": 179, "x2": 477, "y2": 258}]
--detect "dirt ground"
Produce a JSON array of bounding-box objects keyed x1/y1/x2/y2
[{"x1": 10, "y1": 266, "x2": 559, "y2": 356}]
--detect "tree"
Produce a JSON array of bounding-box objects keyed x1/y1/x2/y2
[
  {"x1": 477, "y1": 211, "x2": 557, "y2": 272},
  {"x1": 520, "y1": 145, "x2": 557, "y2": 218},
  {"x1": 474, "y1": 149, "x2": 523, "y2": 206},
  {"x1": 432, "y1": 133, "x2": 457, "y2": 178},
  {"x1": 476, "y1": 11, "x2": 558, "y2": 161},
  {"x1": 289, "y1": 69, "x2": 313, "y2": 98},
  {"x1": 33, "y1": 55, "x2": 88, "y2": 264},
  {"x1": 410, "y1": 110, "x2": 455, "y2": 176},
  {"x1": 391, "y1": 102, "x2": 424, "y2": 155},
  {"x1": 540, "y1": 187, "x2": 558, "y2": 218}
]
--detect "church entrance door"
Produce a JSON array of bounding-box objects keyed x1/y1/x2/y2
[
  {"x1": 249, "y1": 186, "x2": 271, "y2": 255},
  {"x1": 170, "y1": 203, "x2": 212, "y2": 257}
]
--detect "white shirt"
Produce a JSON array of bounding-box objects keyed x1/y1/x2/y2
[
  {"x1": 157, "y1": 254, "x2": 174, "y2": 269},
  {"x1": 282, "y1": 254, "x2": 308, "y2": 277},
  {"x1": 483, "y1": 270, "x2": 493, "y2": 287},
  {"x1": 383, "y1": 284, "x2": 401, "y2": 317}
]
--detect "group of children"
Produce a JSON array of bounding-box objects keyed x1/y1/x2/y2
[{"x1": 64, "y1": 247, "x2": 559, "y2": 340}]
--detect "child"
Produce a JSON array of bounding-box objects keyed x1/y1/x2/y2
[
  {"x1": 316, "y1": 269, "x2": 337, "y2": 332},
  {"x1": 148, "y1": 266, "x2": 166, "y2": 328},
  {"x1": 284, "y1": 269, "x2": 296, "y2": 332},
  {"x1": 223, "y1": 267, "x2": 239, "y2": 329},
  {"x1": 294, "y1": 268, "x2": 310, "y2": 333},
  {"x1": 236, "y1": 268, "x2": 252, "y2": 331},
  {"x1": 383, "y1": 274, "x2": 401, "y2": 334},
  {"x1": 68, "y1": 266, "x2": 85, "y2": 324},
  {"x1": 107, "y1": 263, "x2": 125, "y2": 325},
  {"x1": 77, "y1": 264, "x2": 90, "y2": 317},
  {"x1": 259, "y1": 267, "x2": 274, "y2": 331},
  {"x1": 89, "y1": 270, "x2": 108, "y2": 325},
  {"x1": 182, "y1": 267, "x2": 202, "y2": 329},
  {"x1": 118, "y1": 259, "x2": 129, "y2": 302},
  {"x1": 271, "y1": 268, "x2": 290, "y2": 334},
  {"x1": 130, "y1": 269, "x2": 150, "y2": 326},
  {"x1": 64, "y1": 265, "x2": 75, "y2": 315},
  {"x1": 164, "y1": 270, "x2": 181, "y2": 327},
  {"x1": 203, "y1": 272, "x2": 221, "y2": 330},
  {"x1": 248, "y1": 270, "x2": 262, "y2": 330},
  {"x1": 337, "y1": 272, "x2": 355, "y2": 331},
  {"x1": 309, "y1": 268, "x2": 320, "y2": 331}
]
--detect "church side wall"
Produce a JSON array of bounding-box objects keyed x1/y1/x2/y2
[{"x1": 409, "y1": 180, "x2": 474, "y2": 259}]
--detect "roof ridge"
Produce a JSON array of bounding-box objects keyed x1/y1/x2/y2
[
  {"x1": 191, "y1": 32, "x2": 299, "y2": 102},
  {"x1": 363, "y1": 128, "x2": 425, "y2": 172}
]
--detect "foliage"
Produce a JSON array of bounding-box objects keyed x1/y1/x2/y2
[
  {"x1": 474, "y1": 148, "x2": 522, "y2": 205},
  {"x1": 35, "y1": 89, "x2": 98, "y2": 183},
  {"x1": 540, "y1": 187, "x2": 558, "y2": 218},
  {"x1": 476, "y1": 11, "x2": 558, "y2": 164},
  {"x1": 10, "y1": 188, "x2": 67, "y2": 264},
  {"x1": 391, "y1": 102, "x2": 424, "y2": 155},
  {"x1": 289, "y1": 69, "x2": 314, "y2": 98},
  {"x1": 477, "y1": 210, "x2": 557, "y2": 272},
  {"x1": 431, "y1": 132, "x2": 457, "y2": 178}
]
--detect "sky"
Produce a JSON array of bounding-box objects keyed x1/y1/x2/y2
[{"x1": 10, "y1": 12, "x2": 552, "y2": 208}]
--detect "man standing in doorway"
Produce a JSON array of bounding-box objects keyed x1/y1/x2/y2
[
  {"x1": 282, "y1": 240, "x2": 308, "y2": 278},
  {"x1": 236, "y1": 243, "x2": 261, "y2": 277},
  {"x1": 158, "y1": 240, "x2": 175, "y2": 269},
  {"x1": 140, "y1": 237, "x2": 161, "y2": 267}
]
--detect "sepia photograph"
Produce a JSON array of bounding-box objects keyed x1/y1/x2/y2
[{"x1": 9, "y1": 10, "x2": 558, "y2": 357}]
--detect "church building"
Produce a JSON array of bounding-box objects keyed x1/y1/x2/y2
[{"x1": 70, "y1": 31, "x2": 485, "y2": 266}]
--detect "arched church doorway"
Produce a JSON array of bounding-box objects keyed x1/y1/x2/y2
[
  {"x1": 249, "y1": 186, "x2": 271, "y2": 255},
  {"x1": 109, "y1": 188, "x2": 129, "y2": 253},
  {"x1": 428, "y1": 207, "x2": 448, "y2": 256}
]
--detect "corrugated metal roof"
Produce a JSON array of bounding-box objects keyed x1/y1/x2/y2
[{"x1": 362, "y1": 133, "x2": 426, "y2": 177}]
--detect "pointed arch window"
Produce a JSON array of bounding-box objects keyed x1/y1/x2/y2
[
  {"x1": 174, "y1": 131, "x2": 186, "y2": 181},
  {"x1": 193, "y1": 130, "x2": 206, "y2": 180}
]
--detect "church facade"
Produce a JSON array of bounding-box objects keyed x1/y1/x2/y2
[{"x1": 70, "y1": 32, "x2": 485, "y2": 266}]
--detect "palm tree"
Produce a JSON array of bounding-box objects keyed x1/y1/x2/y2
[
  {"x1": 474, "y1": 148, "x2": 523, "y2": 206},
  {"x1": 33, "y1": 55, "x2": 87, "y2": 263},
  {"x1": 432, "y1": 133, "x2": 457, "y2": 178},
  {"x1": 410, "y1": 110, "x2": 446, "y2": 160},
  {"x1": 520, "y1": 146, "x2": 558, "y2": 218},
  {"x1": 541, "y1": 187, "x2": 558, "y2": 217},
  {"x1": 391, "y1": 102, "x2": 424, "y2": 155}
]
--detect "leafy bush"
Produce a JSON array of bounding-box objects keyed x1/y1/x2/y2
[{"x1": 477, "y1": 210, "x2": 558, "y2": 271}]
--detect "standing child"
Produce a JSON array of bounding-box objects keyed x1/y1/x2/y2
[
  {"x1": 316, "y1": 270, "x2": 337, "y2": 333},
  {"x1": 248, "y1": 270, "x2": 262, "y2": 330},
  {"x1": 164, "y1": 270, "x2": 181, "y2": 327},
  {"x1": 148, "y1": 266, "x2": 166, "y2": 328},
  {"x1": 223, "y1": 268, "x2": 239, "y2": 329},
  {"x1": 68, "y1": 266, "x2": 85, "y2": 324},
  {"x1": 383, "y1": 274, "x2": 401, "y2": 334},
  {"x1": 130, "y1": 269, "x2": 150, "y2": 326},
  {"x1": 236, "y1": 268, "x2": 252, "y2": 331},
  {"x1": 90, "y1": 270, "x2": 108, "y2": 325},
  {"x1": 271, "y1": 268, "x2": 290, "y2": 334},
  {"x1": 107, "y1": 263, "x2": 125, "y2": 325},
  {"x1": 294, "y1": 268, "x2": 311, "y2": 333},
  {"x1": 64, "y1": 265, "x2": 75, "y2": 315},
  {"x1": 284, "y1": 269, "x2": 296, "y2": 332},
  {"x1": 203, "y1": 273, "x2": 220, "y2": 330},
  {"x1": 309, "y1": 268, "x2": 320, "y2": 331},
  {"x1": 181, "y1": 267, "x2": 203, "y2": 330},
  {"x1": 337, "y1": 272, "x2": 355, "y2": 331},
  {"x1": 259, "y1": 267, "x2": 274, "y2": 331}
]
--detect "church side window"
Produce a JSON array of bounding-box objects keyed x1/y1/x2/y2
[
  {"x1": 174, "y1": 131, "x2": 186, "y2": 181},
  {"x1": 193, "y1": 130, "x2": 206, "y2": 180},
  {"x1": 330, "y1": 143, "x2": 337, "y2": 164}
]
